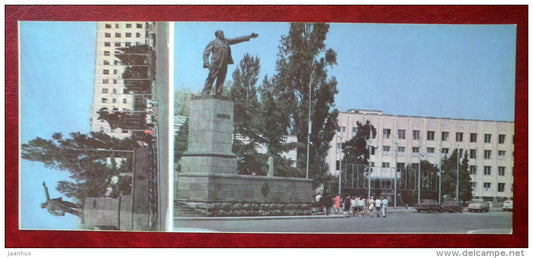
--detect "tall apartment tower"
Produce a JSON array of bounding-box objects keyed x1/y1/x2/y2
[
  {"x1": 90, "y1": 22, "x2": 156, "y2": 139},
  {"x1": 328, "y1": 109, "x2": 514, "y2": 202}
]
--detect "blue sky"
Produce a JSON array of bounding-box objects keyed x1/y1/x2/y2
[
  {"x1": 19, "y1": 22, "x2": 96, "y2": 229},
  {"x1": 19, "y1": 21, "x2": 516, "y2": 230},
  {"x1": 175, "y1": 22, "x2": 516, "y2": 121}
]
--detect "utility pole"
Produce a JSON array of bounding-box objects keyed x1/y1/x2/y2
[
  {"x1": 417, "y1": 152, "x2": 425, "y2": 205},
  {"x1": 456, "y1": 149, "x2": 460, "y2": 202},
  {"x1": 393, "y1": 118, "x2": 397, "y2": 208},
  {"x1": 305, "y1": 73, "x2": 312, "y2": 179},
  {"x1": 418, "y1": 155, "x2": 421, "y2": 205},
  {"x1": 438, "y1": 152, "x2": 442, "y2": 205},
  {"x1": 337, "y1": 133, "x2": 342, "y2": 197},
  {"x1": 367, "y1": 126, "x2": 372, "y2": 199}
]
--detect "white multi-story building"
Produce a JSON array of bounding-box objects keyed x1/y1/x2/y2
[
  {"x1": 90, "y1": 22, "x2": 156, "y2": 139},
  {"x1": 327, "y1": 109, "x2": 514, "y2": 201}
]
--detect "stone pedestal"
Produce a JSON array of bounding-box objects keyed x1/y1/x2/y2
[
  {"x1": 180, "y1": 95, "x2": 237, "y2": 174},
  {"x1": 175, "y1": 95, "x2": 313, "y2": 217}
]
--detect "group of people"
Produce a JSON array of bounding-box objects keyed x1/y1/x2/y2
[{"x1": 315, "y1": 194, "x2": 389, "y2": 218}]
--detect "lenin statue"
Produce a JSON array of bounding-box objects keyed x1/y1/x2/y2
[
  {"x1": 41, "y1": 182, "x2": 81, "y2": 217},
  {"x1": 202, "y1": 30, "x2": 259, "y2": 96}
]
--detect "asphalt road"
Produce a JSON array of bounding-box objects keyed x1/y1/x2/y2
[{"x1": 174, "y1": 208, "x2": 512, "y2": 234}]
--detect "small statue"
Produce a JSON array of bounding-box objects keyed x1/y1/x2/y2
[
  {"x1": 41, "y1": 182, "x2": 81, "y2": 217},
  {"x1": 202, "y1": 30, "x2": 259, "y2": 96}
]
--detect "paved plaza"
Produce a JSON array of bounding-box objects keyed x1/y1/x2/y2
[{"x1": 174, "y1": 208, "x2": 512, "y2": 234}]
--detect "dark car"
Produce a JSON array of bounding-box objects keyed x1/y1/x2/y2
[
  {"x1": 415, "y1": 199, "x2": 442, "y2": 213},
  {"x1": 442, "y1": 201, "x2": 463, "y2": 213}
]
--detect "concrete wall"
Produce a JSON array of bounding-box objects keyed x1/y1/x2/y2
[
  {"x1": 175, "y1": 173, "x2": 313, "y2": 216},
  {"x1": 83, "y1": 197, "x2": 120, "y2": 229},
  {"x1": 176, "y1": 173, "x2": 313, "y2": 203}
]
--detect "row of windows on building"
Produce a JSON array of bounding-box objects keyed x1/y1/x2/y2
[
  {"x1": 338, "y1": 143, "x2": 510, "y2": 160},
  {"x1": 470, "y1": 165, "x2": 511, "y2": 177},
  {"x1": 104, "y1": 23, "x2": 144, "y2": 29},
  {"x1": 99, "y1": 127, "x2": 129, "y2": 134},
  {"x1": 100, "y1": 87, "x2": 128, "y2": 94},
  {"x1": 102, "y1": 59, "x2": 120, "y2": 66},
  {"x1": 101, "y1": 97, "x2": 127, "y2": 104},
  {"x1": 371, "y1": 146, "x2": 508, "y2": 159},
  {"x1": 473, "y1": 182, "x2": 510, "y2": 193},
  {"x1": 101, "y1": 79, "x2": 119, "y2": 84},
  {"x1": 103, "y1": 41, "x2": 142, "y2": 48},
  {"x1": 103, "y1": 32, "x2": 143, "y2": 39},
  {"x1": 343, "y1": 161, "x2": 509, "y2": 177},
  {"x1": 339, "y1": 127, "x2": 511, "y2": 144},
  {"x1": 102, "y1": 69, "x2": 119, "y2": 75},
  {"x1": 102, "y1": 49, "x2": 136, "y2": 56}
]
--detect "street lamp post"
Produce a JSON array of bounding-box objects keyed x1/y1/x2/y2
[
  {"x1": 418, "y1": 156, "x2": 421, "y2": 205},
  {"x1": 417, "y1": 153, "x2": 425, "y2": 205},
  {"x1": 439, "y1": 155, "x2": 442, "y2": 205},
  {"x1": 339, "y1": 158, "x2": 342, "y2": 197},
  {"x1": 367, "y1": 127, "x2": 373, "y2": 200},
  {"x1": 305, "y1": 73, "x2": 313, "y2": 179},
  {"x1": 337, "y1": 134, "x2": 343, "y2": 197},
  {"x1": 456, "y1": 149, "x2": 460, "y2": 202}
]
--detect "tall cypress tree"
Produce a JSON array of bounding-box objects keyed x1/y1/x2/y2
[
  {"x1": 273, "y1": 23, "x2": 339, "y2": 186},
  {"x1": 441, "y1": 149, "x2": 473, "y2": 203},
  {"x1": 229, "y1": 54, "x2": 265, "y2": 175}
]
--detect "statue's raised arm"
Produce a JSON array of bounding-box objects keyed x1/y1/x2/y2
[{"x1": 42, "y1": 181, "x2": 51, "y2": 202}]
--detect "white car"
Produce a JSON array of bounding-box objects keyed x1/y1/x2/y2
[
  {"x1": 468, "y1": 199, "x2": 490, "y2": 212},
  {"x1": 502, "y1": 200, "x2": 513, "y2": 211}
]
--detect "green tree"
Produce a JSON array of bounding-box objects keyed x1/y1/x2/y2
[
  {"x1": 256, "y1": 76, "x2": 302, "y2": 177},
  {"x1": 174, "y1": 118, "x2": 189, "y2": 172},
  {"x1": 342, "y1": 120, "x2": 377, "y2": 166},
  {"x1": 21, "y1": 132, "x2": 139, "y2": 202},
  {"x1": 173, "y1": 87, "x2": 194, "y2": 172},
  {"x1": 419, "y1": 160, "x2": 440, "y2": 199},
  {"x1": 229, "y1": 54, "x2": 264, "y2": 175},
  {"x1": 174, "y1": 87, "x2": 194, "y2": 117},
  {"x1": 273, "y1": 23, "x2": 338, "y2": 187},
  {"x1": 441, "y1": 149, "x2": 472, "y2": 203},
  {"x1": 97, "y1": 107, "x2": 143, "y2": 130}
]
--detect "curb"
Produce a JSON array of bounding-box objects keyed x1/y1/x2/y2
[
  {"x1": 174, "y1": 208, "x2": 418, "y2": 221},
  {"x1": 174, "y1": 214, "x2": 349, "y2": 220}
]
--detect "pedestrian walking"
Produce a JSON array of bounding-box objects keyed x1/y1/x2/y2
[
  {"x1": 381, "y1": 197, "x2": 389, "y2": 217},
  {"x1": 356, "y1": 196, "x2": 363, "y2": 217},
  {"x1": 315, "y1": 193, "x2": 322, "y2": 212},
  {"x1": 343, "y1": 196, "x2": 351, "y2": 216},
  {"x1": 368, "y1": 196, "x2": 375, "y2": 218},
  {"x1": 375, "y1": 197, "x2": 382, "y2": 218},
  {"x1": 360, "y1": 197, "x2": 366, "y2": 217},
  {"x1": 334, "y1": 195, "x2": 341, "y2": 215},
  {"x1": 323, "y1": 193, "x2": 333, "y2": 216},
  {"x1": 350, "y1": 196, "x2": 356, "y2": 216}
]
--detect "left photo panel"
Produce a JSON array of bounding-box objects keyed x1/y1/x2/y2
[{"x1": 19, "y1": 21, "x2": 174, "y2": 231}]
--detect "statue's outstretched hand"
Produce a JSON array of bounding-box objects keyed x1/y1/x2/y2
[{"x1": 251, "y1": 33, "x2": 259, "y2": 38}]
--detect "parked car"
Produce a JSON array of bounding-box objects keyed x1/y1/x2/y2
[
  {"x1": 415, "y1": 199, "x2": 442, "y2": 213},
  {"x1": 467, "y1": 199, "x2": 490, "y2": 212},
  {"x1": 442, "y1": 200, "x2": 463, "y2": 213},
  {"x1": 502, "y1": 200, "x2": 513, "y2": 211}
]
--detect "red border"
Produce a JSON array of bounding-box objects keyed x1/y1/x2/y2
[{"x1": 5, "y1": 5, "x2": 527, "y2": 248}]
